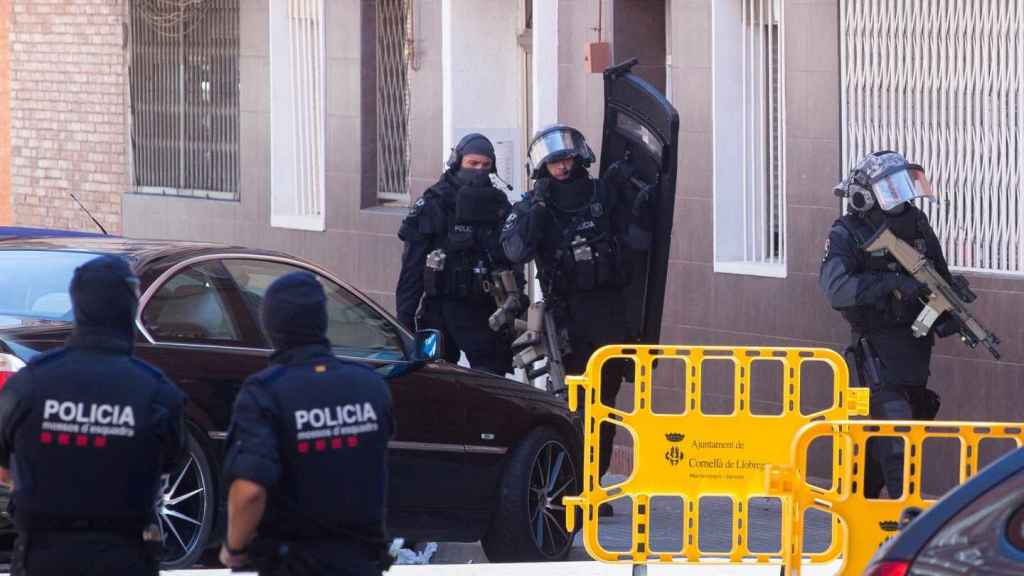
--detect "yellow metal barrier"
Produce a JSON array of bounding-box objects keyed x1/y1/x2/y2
[
  {"x1": 768, "y1": 420, "x2": 1024, "y2": 575},
  {"x1": 563, "y1": 345, "x2": 870, "y2": 569}
]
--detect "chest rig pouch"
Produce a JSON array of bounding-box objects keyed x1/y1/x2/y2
[
  {"x1": 553, "y1": 182, "x2": 628, "y2": 294},
  {"x1": 840, "y1": 211, "x2": 936, "y2": 328},
  {"x1": 424, "y1": 185, "x2": 507, "y2": 301}
]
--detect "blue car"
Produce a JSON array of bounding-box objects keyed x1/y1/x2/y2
[
  {"x1": 0, "y1": 227, "x2": 108, "y2": 240},
  {"x1": 865, "y1": 448, "x2": 1024, "y2": 575}
]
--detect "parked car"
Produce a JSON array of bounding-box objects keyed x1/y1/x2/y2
[
  {"x1": 865, "y1": 447, "x2": 1024, "y2": 575},
  {"x1": 0, "y1": 235, "x2": 581, "y2": 568}
]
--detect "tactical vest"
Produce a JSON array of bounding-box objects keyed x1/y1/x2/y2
[
  {"x1": 541, "y1": 179, "x2": 630, "y2": 296},
  {"x1": 14, "y1": 351, "x2": 164, "y2": 530},
  {"x1": 260, "y1": 357, "x2": 390, "y2": 542},
  {"x1": 423, "y1": 187, "x2": 508, "y2": 301},
  {"x1": 836, "y1": 210, "x2": 940, "y2": 333}
]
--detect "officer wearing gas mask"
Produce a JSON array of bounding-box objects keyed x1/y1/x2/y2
[
  {"x1": 0, "y1": 255, "x2": 186, "y2": 576},
  {"x1": 396, "y1": 133, "x2": 519, "y2": 374},
  {"x1": 501, "y1": 125, "x2": 652, "y2": 512},
  {"x1": 220, "y1": 272, "x2": 395, "y2": 575},
  {"x1": 820, "y1": 150, "x2": 957, "y2": 499}
]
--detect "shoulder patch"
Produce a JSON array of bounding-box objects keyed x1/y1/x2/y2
[
  {"x1": 502, "y1": 211, "x2": 518, "y2": 232},
  {"x1": 409, "y1": 197, "x2": 426, "y2": 215}
]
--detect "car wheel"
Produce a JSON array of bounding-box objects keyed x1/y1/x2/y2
[
  {"x1": 157, "y1": 433, "x2": 215, "y2": 570},
  {"x1": 482, "y1": 426, "x2": 578, "y2": 562}
]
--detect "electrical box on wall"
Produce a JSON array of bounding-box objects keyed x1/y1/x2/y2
[{"x1": 584, "y1": 42, "x2": 611, "y2": 73}]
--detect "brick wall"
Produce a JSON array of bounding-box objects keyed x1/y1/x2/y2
[
  {"x1": 8, "y1": 0, "x2": 126, "y2": 233},
  {"x1": 0, "y1": 0, "x2": 11, "y2": 225}
]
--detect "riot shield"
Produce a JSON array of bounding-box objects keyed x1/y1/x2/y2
[{"x1": 599, "y1": 58, "x2": 679, "y2": 344}]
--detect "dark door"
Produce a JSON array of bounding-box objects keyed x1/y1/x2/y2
[
  {"x1": 136, "y1": 259, "x2": 268, "y2": 435},
  {"x1": 599, "y1": 58, "x2": 680, "y2": 343},
  {"x1": 219, "y1": 258, "x2": 472, "y2": 518}
]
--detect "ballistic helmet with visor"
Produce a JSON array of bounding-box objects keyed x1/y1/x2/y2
[
  {"x1": 527, "y1": 124, "x2": 595, "y2": 179},
  {"x1": 835, "y1": 151, "x2": 934, "y2": 213}
]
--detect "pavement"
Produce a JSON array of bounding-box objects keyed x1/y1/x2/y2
[
  {"x1": 161, "y1": 563, "x2": 844, "y2": 575},
  {"x1": 151, "y1": 489, "x2": 841, "y2": 574},
  {"x1": 0, "y1": 477, "x2": 846, "y2": 574}
]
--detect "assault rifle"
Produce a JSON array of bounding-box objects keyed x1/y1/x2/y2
[
  {"x1": 511, "y1": 301, "x2": 570, "y2": 393},
  {"x1": 483, "y1": 269, "x2": 527, "y2": 337},
  {"x1": 863, "y1": 226, "x2": 1001, "y2": 359}
]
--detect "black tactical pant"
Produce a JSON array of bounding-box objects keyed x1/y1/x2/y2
[
  {"x1": 865, "y1": 386, "x2": 941, "y2": 499},
  {"x1": 418, "y1": 298, "x2": 512, "y2": 375},
  {"x1": 563, "y1": 290, "x2": 632, "y2": 479},
  {"x1": 11, "y1": 531, "x2": 156, "y2": 576},
  {"x1": 252, "y1": 539, "x2": 381, "y2": 576}
]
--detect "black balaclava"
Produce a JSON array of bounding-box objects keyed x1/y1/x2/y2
[
  {"x1": 262, "y1": 271, "x2": 329, "y2": 351},
  {"x1": 547, "y1": 164, "x2": 592, "y2": 212},
  {"x1": 69, "y1": 255, "x2": 139, "y2": 342},
  {"x1": 454, "y1": 134, "x2": 496, "y2": 187}
]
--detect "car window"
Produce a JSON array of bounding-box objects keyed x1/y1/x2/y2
[
  {"x1": 221, "y1": 259, "x2": 405, "y2": 361},
  {"x1": 911, "y1": 469, "x2": 1024, "y2": 574},
  {"x1": 141, "y1": 262, "x2": 243, "y2": 345},
  {"x1": 0, "y1": 250, "x2": 101, "y2": 320}
]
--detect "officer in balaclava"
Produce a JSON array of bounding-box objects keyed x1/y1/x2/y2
[
  {"x1": 396, "y1": 133, "x2": 520, "y2": 375},
  {"x1": 220, "y1": 272, "x2": 395, "y2": 575},
  {"x1": 820, "y1": 150, "x2": 959, "y2": 499},
  {"x1": 501, "y1": 124, "x2": 653, "y2": 516},
  {"x1": 0, "y1": 255, "x2": 186, "y2": 576}
]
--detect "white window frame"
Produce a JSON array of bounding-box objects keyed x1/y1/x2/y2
[
  {"x1": 712, "y1": 0, "x2": 787, "y2": 278},
  {"x1": 270, "y1": 0, "x2": 327, "y2": 231}
]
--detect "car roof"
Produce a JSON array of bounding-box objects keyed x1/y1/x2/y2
[
  {"x1": 0, "y1": 226, "x2": 107, "y2": 240},
  {"x1": 0, "y1": 235, "x2": 296, "y2": 272}
]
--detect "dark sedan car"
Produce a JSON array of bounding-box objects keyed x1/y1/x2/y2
[
  {"x1": 0, "y1": 236, "x2": 581, "y2": 568},
  {"x1": 865, "y1": 448, "x2": 1024, "y2": 575}
]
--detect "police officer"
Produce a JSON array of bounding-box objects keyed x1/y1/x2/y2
[
  {"x1": 220, "y1": 272, "x2": 395, "y2": 575},
  {"x1": 501, "y1": 124, "x2": 652, "y2": 513},
  {"x1": 396, "y1": 133, "x2": 520, "y2": 374},
  {"x1": 0, "y1": 255, "x2": 186, "y2": 576},
  {"x1": 820, "y1": 150, "x2": 956, "y2": 499}
]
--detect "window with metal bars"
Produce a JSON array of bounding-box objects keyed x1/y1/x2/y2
[
  {"x1": 128, "y1": 0, "x2": 240, "y2": 200},
  {"x1": 841, "y1": 0, "x2": 1024, "y2": 275},
  {"x1": 712, "y1": 0, "x2": 787, "y2": 277},
  {"x1": 375, "y1": 0, "x2": 411, "y2": 205}
]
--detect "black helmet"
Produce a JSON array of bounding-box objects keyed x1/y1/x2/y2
[
  {"x1": 527, "y1": 124, "x2": 595, "y2": 179},
  {"x1": 834, "y1": 150, "x2": 934, "y2": 213},
  {"x1": 446, "y1": 133, "x2": 497, "y2": 173}
]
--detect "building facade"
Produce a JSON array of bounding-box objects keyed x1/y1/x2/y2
[{"x1": 2, "y1": 1, "x2": 1022, "y2": 479}]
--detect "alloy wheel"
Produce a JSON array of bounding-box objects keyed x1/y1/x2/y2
[
  {"x1": 527, "y1": 439, "x2": 577, "y2": 558},
  {"x1": 156, "y1": 452, "x2": 208, "y2": 567}
]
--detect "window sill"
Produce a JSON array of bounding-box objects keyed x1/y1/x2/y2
[
  {"x1": 131, "y1": 187, "x2": 239, "y2": 202},
  {"x1": 360, "y1": 205, "x2": 408, "y2": 217},
  {"x1": 714, "y1": 260, "x2": 788, "y2": 279}
]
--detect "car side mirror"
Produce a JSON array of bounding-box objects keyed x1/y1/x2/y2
[{"x1": 414, "y1": 329, "x2": 443, "y2": 362}]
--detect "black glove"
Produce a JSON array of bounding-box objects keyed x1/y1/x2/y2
[
  {"x1": 934, "y1": 314, "x2": 961, "y2": 338},
  {"x1": 888, "y1": 273, "x2": 929, "y2": 302},
  {"x1": 528, "y1": 201, "x2": 554, "y2": 232}
]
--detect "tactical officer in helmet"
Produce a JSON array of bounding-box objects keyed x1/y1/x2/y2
[
  {"x1": 820, "y1": 150, "x2": 957, "y2": 499},
  {"x1": 220, "y1": 272, "x2": 395, "y2": 575},
  {"x1": 0, "y1": 255, "x2": 186, "y2": 576},
  {"x1": 396, "y1": 133, "x2": 520, "y2": 374},
  {"x1": 501, "y1": 125, "x2": 652, "y2": 511}
]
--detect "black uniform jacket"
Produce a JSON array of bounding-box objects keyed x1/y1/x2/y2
[
  {"x1": 0, "y1": 326, "x2": 186, "y2": 531},
  {"x1": 223, "y1": 343, "x2": 395, "y2": 543}
]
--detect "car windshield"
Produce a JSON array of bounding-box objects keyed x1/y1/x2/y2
[{"x1": 0, "y1": 250, "x2": 104, "y2": 320}]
